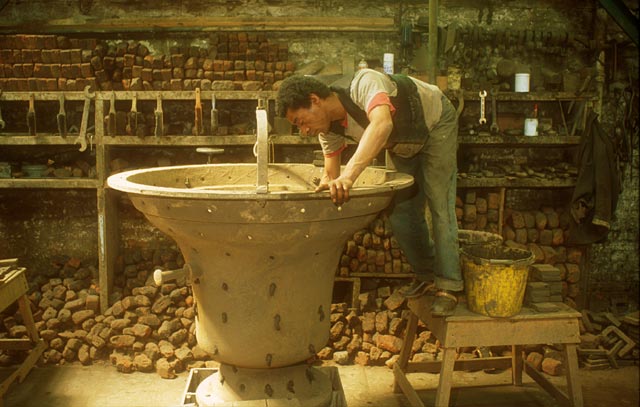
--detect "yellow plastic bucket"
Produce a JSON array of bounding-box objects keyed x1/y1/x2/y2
[
  {"x1": 461, "y1": 245, "x2": 534, "y2": 317},
  {"x1": 458, "y1": 229, "x2": 503, "y2": 249}
]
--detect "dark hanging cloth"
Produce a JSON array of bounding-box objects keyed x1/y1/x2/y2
[{"x1": 568, "y1": 111, "x2": 621, "y2": 244}]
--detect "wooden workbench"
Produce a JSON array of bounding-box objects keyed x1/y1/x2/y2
[
  {"x1": 393, "y1": 295, "x2": 583, "y2": 407},
  {"x1": 0, "y1": 261, "x2": 46, "y2": 407}
]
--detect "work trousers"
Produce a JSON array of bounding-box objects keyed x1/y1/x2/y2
[{"x1": 387, "y1": 95, "x2": 463, "y2": 292}]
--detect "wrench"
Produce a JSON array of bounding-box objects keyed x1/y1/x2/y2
[
  {"x1": 75, "y1": 85, "x2": 95, "y2": 152},
  {"x1": 478, "y1": 90, "x2": 487, "y2": 124},
  {"x1": 490, "y1": 87, "x2": 500, "y2": 134}
]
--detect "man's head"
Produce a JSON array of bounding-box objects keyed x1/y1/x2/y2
[{"x1": 276, "y1": 75, "x2": 334, "y2": 137}]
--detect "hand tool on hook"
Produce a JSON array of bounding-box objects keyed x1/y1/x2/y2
[
  {"x1": 478, "y1": 90, "x2": 487, "y2": 125},
  {"x1": 194, "y1": 88, "x2": 203, "y2": 136},
  {"x1": 126, "y1": 93, "x2": 139, "y2": 136},
  {"x1": 75, "y1": 85, "x2": 95, "y2": 152},
  {"x1": 210, "y1": 94, "x2": 218, "y2": 135},
  {"x1": 154, "y1": 94, "x2": 163, "y2": 137},
  {"x1": 57, "y1": 93, "x2": 67, "y2": 137},
  {"x1": 490, "y1": 87, "x2": 500, "y2": 134},
  {"x1": 107, "y1": 91, "x2": 116, "y2": 136},
  {"x1": 27, "y1": 93, "x2": 36, "y2": 135}
]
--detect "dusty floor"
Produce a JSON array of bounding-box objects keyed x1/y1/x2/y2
[{"x1": 1, "y1": 361, "x2": 638, "y2": 407}]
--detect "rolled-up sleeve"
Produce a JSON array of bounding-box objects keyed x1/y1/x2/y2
[{"x1": 319, "y1": 132, "x2": 347, "y2": 157}]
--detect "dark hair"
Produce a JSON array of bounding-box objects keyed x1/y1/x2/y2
[{"x1": 276, "y1": 75, "x2": 332, "y2": 117}]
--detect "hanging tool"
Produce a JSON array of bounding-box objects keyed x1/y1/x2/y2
[
  {"x1": 27, "y1": 93, "x2": 36, "y2": 135},
  {"x1": 194, "y1": 88, "x2": 203, "y2": 136},
  {"x1": 75, "y1": 85, "x2": 95, "y2": 152},
  {"x1": 106, "y1": 91, "x2": 116, "y2": 136},
  {"x1": 57, "y1": 93, "x2": 67, "y2": 137},
  {"x1": 557, "y1": 99, "x2": 569, "y2": 136},
  {"x1": 210, "y1": 94, "x2": 218, "y2": 135},
  {"x1": 490, "y1": 87, "x2": 500, "y2": 134},
  {"x1": 478, "y1": 90, "x2": 487, "y2": 125},
  {"x1": 126, "y1": 93, "x2": 138, "y2": 136},
  {"x1": 0, "y1": 90, "x2": 5, "y2": 130},
  {"x1": 455, "y1": 88, "x2": 465, "y2": 119},
  {"x1": 154, "y1": 94, "x2": 163, "y2": 137}
]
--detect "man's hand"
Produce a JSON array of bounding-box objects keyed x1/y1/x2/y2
[{"x1": 315, "y1": 176, "x2": 353, "y2": 205}]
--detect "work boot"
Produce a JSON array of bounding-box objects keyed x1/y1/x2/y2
[
  {"x1": 400, "y1": 280, "x2": 434, "y2": 299},
  {"x1": 431, "y1": 290, "x2": 459, "y2": 316}
]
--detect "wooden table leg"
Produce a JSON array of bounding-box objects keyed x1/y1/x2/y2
[
  {"x1": 393, "y1": 312, "x2": 418, "y2": 393},
  {"x1": 512, "y1": 345, "x2": 523, "y2": 386},
  {"x1": 17, "y1": 295, "x2": 40, "y2": 343},
  {"x1": 435, "y1": 347, "x2": 456, "y2": 407},
  {"x1": 563, "y1": 343, "x2": 584, "y2": 407}
]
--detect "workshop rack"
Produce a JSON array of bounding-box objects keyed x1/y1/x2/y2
[
  {"x1": 0, "y1": 89, "x2": 318, "y2": 312},
  {"x1": 0, "y1": 87, "x2": 596, "y2": 312}
]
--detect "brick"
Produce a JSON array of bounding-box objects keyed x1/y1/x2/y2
[
  {"x1": 541, "y1": 357, "x2": 564, "y2": 376},
  {"x1": 70, "y1": 49, "x2": 82, "y2": 63},
  {"x1": 123, "y1": 54, "x2": 135, "y2": 67},
  {"x1": 81, "y1": 49, "x2": 93, "y2": 63},
  {"x1": 140, "y1": 68, "x2": 153, "y2": 82},
  {"x1": 529, "y1": 264, "x2": 561, "y2": 281},
  {"x1": 463, "y1": 204, "x2": 476, "y2": 222},
  {"x1": 515, "y1": 228, "x2": 528, "y2": 245},
  {"x1": 103, "y1": 56, "x2": 115, "y2": 71},
  {"x1": 566, "y1": 248, "x2": 582, "y2": 264},
  {"x1": 172, "y1": 67, "x2": 184, "y2": 79},
  {"x1": 546, "y1": 211, "x2": 560, "y2": 228},
  {"x1": 131, "y1": 65, "x2": 143, "y2": 78},
  {"x1": 90, "y1": 55, "x2": 102, "y2": 71},
  {"x1": 80, "y1": 63, "x2": 93, "y2": 78},
  {"x1": 526, "y1": 351, "x2": 544, "y2": 370},
  {"x1": 70, "y1": 63, "x2": 83, "y2": 78},
  {"x1": 170, "y1": 79, "x2": 182, "y2": 90},
  {"x1": 61, "y1": 64, "x2": 73, "y2": 78},
  {"x1": 59, "y1": 49, "x2": 72, "y2": 64}
]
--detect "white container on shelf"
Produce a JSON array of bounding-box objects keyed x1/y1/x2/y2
[
  {"x1": 515, "y1": 73, "x2": 530, "y2": 92},
  {"x1": 383, "y1": 53, "x2": 394, "y2": 74},
  {"x1": 524, "y1": 118, "x2": 538, "y2": 136}
]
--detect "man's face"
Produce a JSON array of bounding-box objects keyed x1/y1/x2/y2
[{"x1": 285, "y1": 94, "x2": 330, "y2": 137}]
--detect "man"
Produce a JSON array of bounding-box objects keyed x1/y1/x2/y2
[{"x1": 276, "y1": 68, "x2": 461, "y2": 316}]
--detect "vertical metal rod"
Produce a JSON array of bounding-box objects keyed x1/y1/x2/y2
[
  {"x1": 255, "y1": 106, "x2": 269, "y2": 194},
  {"x1": 428, "y1": 0, "x2": 439, "y2": 82}
]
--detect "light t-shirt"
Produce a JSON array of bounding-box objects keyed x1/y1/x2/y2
[{"x1": 319, "y1": 68, "x2": 444, "y2": 158}]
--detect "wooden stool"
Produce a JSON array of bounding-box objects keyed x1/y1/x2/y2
[
  {"x1": 393, "y1": 295, "x2": 584, "y2": 407},
  {"x1": 0, "y1": 260, "x2": 46, "y2": 406}
]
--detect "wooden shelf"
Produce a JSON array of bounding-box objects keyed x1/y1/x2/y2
[
  {"x1": 0, "y1": 135, "x2": 80, "y2": 145},
  {"x1": 102, "y1": 135, "x2": 318, "y2": 146},
  {"x1": 0, "y1": 17, "x2": 396, "y2": 34},
  {"x1": 458, "y1": 135, "x2": 581, "y2": 146},
  {"x1": 457, "y1": 177, "x2": 576, "y2": 189},
  {"x1": 0, "y1": 178, "x2": 100, "y2": 189},
  {"x1": 446, "y1": 90, "x2": 597, "y2": 102}
]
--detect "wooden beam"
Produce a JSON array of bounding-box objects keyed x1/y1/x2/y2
[{"x1": 0, "y1": 17, "x2": 396, "y2": 34}]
